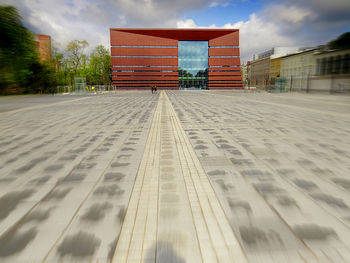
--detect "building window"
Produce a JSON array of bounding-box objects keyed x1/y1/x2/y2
[
  {"x1": 320, "y1": 58, "x2": 327, "y2": 75},
  {"x1": 178, "y1": 41, "x2": 208, "y2": 89},
  {"x1": 316, "y1": 59, "x2": 320, "y2": 75},
  {"x1": 335, "y1": 55, "x2": 341, "y2": 74},
  {"x1": 342, "y1": 54, "x2": 350, "y2": 74},
  {"x1": 326, "y1": 57, "x2": 333, "y2": 75}
]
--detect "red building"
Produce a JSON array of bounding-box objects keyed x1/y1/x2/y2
[
  {"x1": 110, "y1": 28, "x2": 242, "y2": 90},
  {"x1": 35, "y1": 34, "x2": 51, "y2": 61}
]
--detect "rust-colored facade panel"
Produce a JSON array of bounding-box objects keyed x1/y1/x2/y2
[
  {"x1": 209, "y1": 48, "x2": 239, "y2": 57},
  {"x1": 115, "y1": 83, "x2": 178, "y2": 86},
  {"x1": 115, "y1": 72, "x2": 178, "y2": 77},
  {"x1": 209, "y1": 66, "x2": 241, "y2": 71},
  {"x1": 110, "y1": 28, "x2": 242, "y2": 89},
  {"x1": 210, "y1": 87, "x2": 242, "y2": 90},
  {"x1": 209, "y1": 31, "x2": 239, "y2": 46},
  {"x1": 209, "y1": 71, "x2": 241, "y2": 76},
  {"x1": 115, "y1": 86, "x2": 178, "y2": 89},
  {"x1": 113, "y1": 77, "x2": 178, "y2": 81},
  {"x1": 111, "y1": 47, "x2": 178, "y2": 56},
  {"x1": 208, "y1": 83, "x2": 242, "y2": 89},
  {"x1": 113, "y1": 67, "x2": 179, "y2": 71},
  {"x1": 36, "y1": 34, "x2": 51, "y2": 61},
  {"x1": 112, "y1": 57, "x2": 178, "y2": 66},
  {"x1": 110, "y1": 30, "x2": 177, "y2": 46},
  {"x1": 114, "y1": 87, "x2": 177, "y2": 90},
  {"x1": 209, "y1": 57, "x2": 241, "y2": 66},
  {"x1": 209, "y1": 76, "x2": 242, "y2": 80},
  {"x1": 209, "y1": 80, "x2": 243, "y2": 84}
]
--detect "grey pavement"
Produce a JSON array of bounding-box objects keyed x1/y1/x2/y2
[
  {"x1": 0, "y1": 91, "x2": 349, "y2": 262},
  {"x1": 0, "y1": 94, "x2": 91, "y2": 113}
]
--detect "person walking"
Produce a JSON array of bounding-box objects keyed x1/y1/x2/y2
[
  {"x1": 151, "y1": 86, "x2": 154, "y2": 94},
  {"x1": 154, "y1": 85, "x2": 157, "y2": 93}
]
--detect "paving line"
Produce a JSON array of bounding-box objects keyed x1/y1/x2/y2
[
  {"x1": 197, "y1": 91, "x2": 350, "y2": 119},
  {"x1": 112, "y1": 91, "x2": 247, "y2": 262},
  {"x1": 165, "y1": 92, "x2": 248, "y2": 263},
  {"x1": 112, "y1": 93, "x2": 161, "y2": 263}
]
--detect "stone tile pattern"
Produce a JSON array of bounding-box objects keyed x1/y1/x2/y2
[
  {"x1": 0, "y1": 92, "x2": 158, "y2": 262},
  {"x1": 0, "y1": 91, "x2": 350, "y2": 262},
  {"x1": 167, "y1": 90, "x2": 350, "y2": 262}
]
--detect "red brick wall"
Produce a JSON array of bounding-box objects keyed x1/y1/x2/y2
[{"x1": 37, "y1": 34, "x2": 51, "y2": 61}]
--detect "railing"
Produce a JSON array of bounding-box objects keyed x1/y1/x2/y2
[{"x1": 56, "y1": 85, "x2": 116, "y2": 94}]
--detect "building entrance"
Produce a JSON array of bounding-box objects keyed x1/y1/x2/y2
[{"x1": 178, "y1": 41, "x2": 208, "y2": 89}]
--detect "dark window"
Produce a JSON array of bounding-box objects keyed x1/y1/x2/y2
[
  {"x1": 343, "y1": 54, "x2": 350, "y2": 74},
  {"x1": 320, "y1": 58, "x2": 327, "y2": 75},
  {"x1": 335, "y1": 55, "x2": 341, "y2": 74},
  {"x1": 316, "y1": 59, "x2": 321, "y2": 75}
]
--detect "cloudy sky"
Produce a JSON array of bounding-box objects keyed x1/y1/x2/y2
[{"x1": 3, "y1": 0, "x2": 350, "y2": 62}]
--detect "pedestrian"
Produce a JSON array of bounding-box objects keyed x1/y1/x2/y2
[
  {"x1": 155, "y1": 85, "x2": 157, "y2": 93},
  {"x1": 151, "y1": 86, "x2": 154, "y2": 94}
]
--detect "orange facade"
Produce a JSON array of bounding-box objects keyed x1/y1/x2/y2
[
  {"x1": 36, "y1": 34, "x2": 51, "y2": 61},
  {"x1": 110, "y1": 29, "x2": 243, "y2": 89}
]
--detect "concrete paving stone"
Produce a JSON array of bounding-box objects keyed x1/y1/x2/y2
[{"x1": 0, "y1": 90, "x2": 349, "y2": 262}]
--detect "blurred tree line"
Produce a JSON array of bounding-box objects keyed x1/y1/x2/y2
[{"x1": 0, "y1": 5, "x2": 111, "y2": 95}]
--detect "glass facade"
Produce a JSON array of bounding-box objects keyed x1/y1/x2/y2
[{"x1": 178, "y1": 41, "x2": 208, "y2": 89}]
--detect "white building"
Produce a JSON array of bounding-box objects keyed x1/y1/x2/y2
[
  {"x1": 253, "y1": 47, "x2": 302, "y2": 61},
  {"x1": 280, "y1": 48, "x2": 318, "y2": 92}
]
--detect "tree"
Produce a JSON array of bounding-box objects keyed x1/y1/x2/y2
[
  {"x1": 28, "y1": 60, "x2": 56, "y2": 93},
  {"x1": 0, "y1": 5, "x2": 38, "y2": 94},
  {"x1": 328, "y1": 32, "x2": 350, "y2": 50},
  {"x1": 66, "y1": 40, "x2": 88, "y2": 76},
  {"x1": 88, "y1": 45, "x2": 111, "y2": 85}
]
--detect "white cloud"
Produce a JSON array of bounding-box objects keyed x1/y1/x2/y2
[
  {"x1": 178, "y1": 0, "x2": 350, "y2": 62},
  {"x1": 224, "y1": 14, "x2": 293, "y2": 62},
  {"x1": 3, "y1": 0, "x2": 227, "y2": 52},
  {"x1": 2, "y1": 0, "x2": 349, "y2": 61},
  {"x1": 176, "y1": 14, "x2": 293, "y2": 63},
  {"x1": 262, "y1": 4, "x2": 315, "y2": 25},
  {"x1": 177, "y1": 19, "x2": 198, "y2": 28}
]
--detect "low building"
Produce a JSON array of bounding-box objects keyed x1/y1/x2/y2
[
  {"x1": 249, "y1": 57, "x2": 270, "y2": 89},
  {"x1": 249, "y1": 47, "x2": 301, "y2": 90},
  {"x1": 312, "y1": 49, "x2": 350, "y2": 93},
  {"x1": 280, "y1": 48, "x2": 319, "y2": 92},
  {"x1": 315, "y1": 49, "x2": 350, "y2": 75},
  {"x1": 279, "y1": 47, "x2": 350, "y2": 93},
  {"x1": 253, "y1": 47, "x2": 301, "y2": 61},
  {"x1": 269, "y1": 57, "x2": 282, "y2": 79}
]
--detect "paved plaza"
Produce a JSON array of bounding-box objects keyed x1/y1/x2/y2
[{"x1": 0, "y1": 91, "x2": 350, "y2": 263}]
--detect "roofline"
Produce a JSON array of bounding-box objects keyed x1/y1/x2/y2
[
  {"x1": 250, "y1": 57, "x2": 270, "y2": 63},
  {"x1": 278, "y1": 48, "x2": 320, "y2": 59},
  {"x1": 110, "y1": 28, "x2": 238, "y2": 32},
  {"x1": 316, "y1": 48, "x2": 350, "y2": 54}
]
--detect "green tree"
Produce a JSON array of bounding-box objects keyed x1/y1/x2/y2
[
  {"x1": 88, "y1": 45, "x2": 111, "y2": 85},
  {"x1": 28, "y1": 60, "x2": 56, "y2": 93},
  {"x1": 66, "y1": 40, "x2": 88, "y2": 76},
  {"x1": 0, "y1": 5, "x2": 38, "y2": 94}
]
